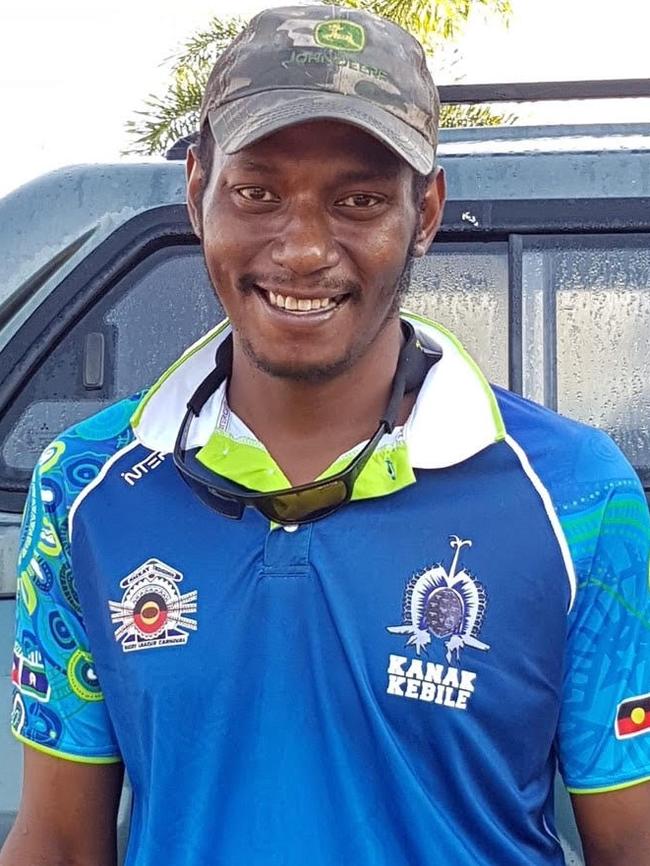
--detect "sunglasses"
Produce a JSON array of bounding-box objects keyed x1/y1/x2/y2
[{"x1": 173, "y1": 322, "x2": 434, "y2": 525}]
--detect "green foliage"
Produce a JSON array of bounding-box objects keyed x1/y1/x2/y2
[
  {"x1": 441, "y1": 103, "x2": 511, "y2": 128},
  {"x1": 124, "y1": 17, "x2": 245, "y2": 156},
  {"x1": 124, "y1": 2, "x2": 513, "y2": 156},
  {"x1": 124, "y1": 69, "x2": 206, "y2": 157},
  {"x1": 330, "y1": 0, "x2": 511, "y2": 49},
  {"x1": 170, "y1": 17, "x2": 245, "y2": 71}
]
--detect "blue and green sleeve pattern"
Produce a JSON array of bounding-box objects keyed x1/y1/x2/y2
[
  {"x1": 10, "y1": 398, "x2": 140, "y2": 763},
  {"x1": 496, "y1": 387, "x2": 650, "y2": 793},
  {"x1": 557, "y1": 459, "x2": 650, "y2": 792}
]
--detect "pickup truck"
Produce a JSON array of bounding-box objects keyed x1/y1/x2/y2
[{"x1": 1, "y1": 120, "x2": 650, "y2": 862}]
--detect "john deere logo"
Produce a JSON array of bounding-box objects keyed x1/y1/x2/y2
[{"x1": 314, "y1": 20, "x2": 365, "y2": 52}]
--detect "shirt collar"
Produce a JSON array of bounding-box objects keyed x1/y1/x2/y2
[{"x1": 131, "y1": 312, "x2": 505, "y2": 469}]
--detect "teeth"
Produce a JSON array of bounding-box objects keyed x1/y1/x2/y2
[{"x1": 265, "y1": 290, "x2": 337, "y2": 313}]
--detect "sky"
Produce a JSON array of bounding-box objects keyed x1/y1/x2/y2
[{"x1": 0, "y1": 0, "x2": 649, "y2": 198}]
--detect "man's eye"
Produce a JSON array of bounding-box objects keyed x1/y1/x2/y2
[
  {"x1": 236, "y1": 187, "x2": 277, "y2": 202},
  {"x1": 336, "y1": 193, "x2": 383, "y2": 208}
]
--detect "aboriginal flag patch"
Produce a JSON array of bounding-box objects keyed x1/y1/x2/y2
[{"x1": 615, "y1": 693, "x2": 650, "y2": 739}]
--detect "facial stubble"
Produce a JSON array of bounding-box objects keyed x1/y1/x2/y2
[{"x1": 238, "y1": 238, "x2": 416, "y2": 384}]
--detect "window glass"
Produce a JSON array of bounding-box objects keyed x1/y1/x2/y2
[
  {"x1": 1, "y1": 246, "x2": 221, "y2": 484},
  {"x1": 406, "y1": 243, "x2": 509, "y2": 386},
  {"x1": 106, "y1": 251, "x2": 219, "y2": 394},
  {"x1": 522, "y1": 236, "x2": 650, "y2": 483}
]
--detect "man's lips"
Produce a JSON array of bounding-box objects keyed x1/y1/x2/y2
[{"x1": 254, "y1": 284, "x2": 350, "y2": 314}]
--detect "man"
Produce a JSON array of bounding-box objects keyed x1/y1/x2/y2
[{"x1": 2, "y1": 5, "x2": 650, "y2": 865}]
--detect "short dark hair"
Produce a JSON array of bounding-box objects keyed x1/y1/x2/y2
[{"x1": 197, "y1": 121, "x2": 435, "y2": 208}]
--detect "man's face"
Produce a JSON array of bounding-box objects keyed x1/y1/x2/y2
[{"x1": 187, "y1": 119, "x2": 444, "y2": 382}]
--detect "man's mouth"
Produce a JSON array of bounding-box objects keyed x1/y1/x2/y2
[{"x1": 255, "y1": 286, "x2": 350, "y2": 315}]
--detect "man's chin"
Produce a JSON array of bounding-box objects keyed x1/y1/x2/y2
[{"x1": 242, "y1": 342, "x2": 357, "y2": 385}]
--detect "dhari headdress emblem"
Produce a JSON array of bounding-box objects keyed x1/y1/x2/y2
[{"x1": 387, "y1": 536, "x2": 489, "y2": 663}]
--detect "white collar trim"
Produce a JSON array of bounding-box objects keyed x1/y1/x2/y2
[{"x1": 132, "y1": 313, "x2": 504, "y2": 469}]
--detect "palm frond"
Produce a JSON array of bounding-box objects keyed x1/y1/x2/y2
[
  {"x1": 169, "y1": 17, "x2": 245, "y2": 74},
  {"x1": 124, "y1": 16, "x2": 245, "y2": 156},
  {"x1": 326, "y1": 0, "x2": 511, "y2": 46},
  {"x1": 441, "y1": 103, "x2": 514, "y2": 128},
  {"x1": 123, "y1": 70, "x2": 205, "y2": 156}
]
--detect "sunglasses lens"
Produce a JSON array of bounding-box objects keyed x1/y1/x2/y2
[
  {"x1": 266, "y1": 479, "x2": 349, "y2": 524},
  {"x1": 182, "y1": 475, "x2": 244, "y2": 520}
]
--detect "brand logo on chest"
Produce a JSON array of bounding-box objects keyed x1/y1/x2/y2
[
  {"x1": 386, "y1": 536, "x2": 489, "y2": 712},
  {"x1": 121, "y1": 451, "x2": 166, "y2": 487},
  {"x1": 109, "y1": 558, "x2": 198, "y2": 652}
]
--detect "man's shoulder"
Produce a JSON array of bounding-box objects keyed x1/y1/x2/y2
[
  {"x1": 47, "y1": 392, "x2": 144, "y2": 456},
  {"x1": 492, "y1": 385, "x2": 641, "y2": 501},
  {"x1": 33, "y1": 392, "x2": 146, "y2": 512}
]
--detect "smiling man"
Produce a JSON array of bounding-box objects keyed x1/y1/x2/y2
[{"x1": 3, "y1": 6, "x2": 650, "y2": 866}]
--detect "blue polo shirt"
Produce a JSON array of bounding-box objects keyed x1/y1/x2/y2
[{"x1": 11, "y1": 313, "x2": 650, "y2": 866}]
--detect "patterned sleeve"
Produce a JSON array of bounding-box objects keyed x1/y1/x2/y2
[
  {"x1": 10, "y1": 442, "x2": 121, "y2": 763},
  {"x1": 557, "y1": 447, "x2": 650, "y2": 793}
]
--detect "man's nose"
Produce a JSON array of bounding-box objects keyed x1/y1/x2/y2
[{"x1": 270, "y1": 205, "x2": 341, "y2": 275}]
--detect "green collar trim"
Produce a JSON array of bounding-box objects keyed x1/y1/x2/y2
[
  {"x1": 197, "y1": 432, "x2": 289, "y2": 492},
  {"x1": 196, "y1": 430, "x2": 415, "y2": 501},
  {"x1": 322, "y1": 439, "x2": 415, "y2": 501}
]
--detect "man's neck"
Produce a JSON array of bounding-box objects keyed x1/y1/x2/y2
[{"x1": 226, "y1": 321, "x2": 408, "y2": 486}]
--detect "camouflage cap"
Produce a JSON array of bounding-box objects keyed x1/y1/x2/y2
[{"x1": 199, "y1": 5, "x2": 440, "y2": 175}]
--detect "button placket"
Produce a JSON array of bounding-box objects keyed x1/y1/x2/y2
[{"x1": 262, "y1": 522, "x2": 313, "y2": 577}]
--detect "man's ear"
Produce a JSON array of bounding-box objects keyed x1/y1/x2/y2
[
  {"x1": 411, "y1": 167, "x2": 446, "y2": 257},
  {"x1": 186, "y1": 144, "x2": 203, "y2": 240}
]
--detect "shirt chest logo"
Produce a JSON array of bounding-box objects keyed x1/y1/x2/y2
[
  {"x1": 109, "y1": 558, "x2": 198, "y2": 652},
  {"x1": 120, "y1": 450, "x2": 166, "y2": 487},
  {"x1": 386, "y1": 536, "x2": 489, "y2": 711}
]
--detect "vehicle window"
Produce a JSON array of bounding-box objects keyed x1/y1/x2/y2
[
  {"x1": 2, "y1": 240, "x2": 509, "y2": 493},
  {"x1": 406, "y1": 242, "x2": 509, "y2": 387},
  {"x1": 1, "y1": 246, "x2": 221, "y2": 489},
  {"x1": 522, "y1": 235, "x2": 650, "y2": 485}
]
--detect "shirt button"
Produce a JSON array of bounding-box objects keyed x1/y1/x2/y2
[{"x1": 283, "y1": 524, "x2": 299, "y2": 533}]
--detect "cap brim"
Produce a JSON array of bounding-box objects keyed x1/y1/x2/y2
[{"x1": 208, "y1": 89, "x2": 434, "y2": 175}]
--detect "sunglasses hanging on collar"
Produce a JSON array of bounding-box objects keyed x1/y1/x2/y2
[{"x1": 173, "y1": 321, "x2": 438, "y2": 525}]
